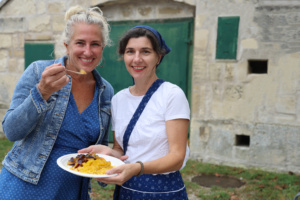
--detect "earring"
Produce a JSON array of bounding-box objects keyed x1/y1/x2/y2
[{"x1": 97, "y1": 57, "x2": 105, "y2": 68}]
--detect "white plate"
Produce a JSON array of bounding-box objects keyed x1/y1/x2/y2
[{"x1": 57, "y1": 153, "x2": 124, "y2": 178}]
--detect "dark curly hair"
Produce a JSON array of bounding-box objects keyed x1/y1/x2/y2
[{"x1": 118, "y1": 27, "x2": 167, "y2": 57}]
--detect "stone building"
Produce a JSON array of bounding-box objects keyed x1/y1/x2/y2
[{"x1": 1, "y1": 0, "x2": 300, "y2": 174}]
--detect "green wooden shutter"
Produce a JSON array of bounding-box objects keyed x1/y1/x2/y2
[
  {"x1": 24, "y1": 43, "x2": 55, "y2": 68},
  {"x1": 216, "y1": 16, "x2": 240, "y2": 59}
]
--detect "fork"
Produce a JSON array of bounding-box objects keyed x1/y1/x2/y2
[{"x1": 65, "y1": 69, "x2": 87, "y2": 75}]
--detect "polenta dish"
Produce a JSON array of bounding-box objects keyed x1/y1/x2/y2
[{"x1": 67, "y1": 153, "x2": 114, "y2": 175}]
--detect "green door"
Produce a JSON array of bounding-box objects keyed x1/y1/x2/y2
[
  {"x1": 97, "y1": 19, "x2": 194, "y2": 141},
  {"x1": 24, "y1": 43, "x2": 55, "y2": 68}
]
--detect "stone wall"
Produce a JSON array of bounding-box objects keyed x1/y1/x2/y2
[
  {"x1": 1, "y1": 0, "x2": 300, "y2": 174},
  {"x1": 0, "y1": 0, "x2": 195, "y2": 133},
  {"x1": 190, "y1": 0, "x2": 300, "y2": 173}
]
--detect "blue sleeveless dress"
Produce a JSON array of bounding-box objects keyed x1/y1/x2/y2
[{"x1": 0, "y1": 86, "x2": 100, "y2": 200}]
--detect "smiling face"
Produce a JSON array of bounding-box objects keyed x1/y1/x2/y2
[
  {"x1": 64, "y1": 22, "x2": 104, "y2": 73},
  {"x1": 124, "y1": 36, "x2": 161, "y2": 82}
]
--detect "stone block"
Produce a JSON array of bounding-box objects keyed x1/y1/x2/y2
[
  {"x1": 17, "y1": 59, "x2": 25, "y2": 73},
  {"x1": 241, "y1": 38, "x2": 258, "y2": 49},
  {"x1": 0, "y1": 74, "x2": 22, "y2": 103},
  {"x1": 48, "y1": 2, "x2": 65, "y2": 14},
  {"x1": 158, "y1": 6, "x2": 182, "y2": 15},
  {"x1": 8, "y1": 58, "x2": 17, "y2": 73},
  {"x1": 233, "y1": 146, "x2": 250, "y2": 161},
  {"x1": 194, "y1": 29, "x2": 208, "y2": 51},
  {"x1": 275, "y1": 95, "x2": 296, "y2": 114},
  {"x1": 25, "y1": 32, "x2": 53, "y2": 41},
  {"x1": 0, "y1": 0, "x2": 35, "y2": 16},
  {"x1": 0, "y1": 18, "x2": 24, "y2": 33},
  {"x1": 189, "y1": 119, "x2": 201, "y2": 150},
  {"x1": 225, "y1": 63, "x2": 234, "y2": 81},
  {"x1": 121, "y1": 5, "x2": 134, "y2": 18},
  {"x1": 224, "y1": 85, "x2": 244, "y2": 101},
  {"x1": 206, "y1": 127, "x2": 233, "y2": 158},
  {"x1": 11, "y1": 49, "x2": 24, "y2": 58},
  {"x1": 0, "y1": 50, "x2": 9, "y2": 72},
  {"x1": 52, "y1": 15, "x2": 65, "y2": 32},
  {"x1": 28, "y1": 15, "x2": 51, "y2": 32},
  {"x1": 0, "y1": 34, "x2": 12, "y2": 48},
  {"x1": 36, "y1": 1, "x2": 47, "y2": 14},
  {"x1": 8, "y1": 58, "x2": 24, "y2": 74},
  {"x1": 209, "y1": 63, "x2": 222, "y2": 82},
  {"x1": 137, "y1": 7, "x2": 152, "y2": 16},
  {"x1": 199, "y1": 126, "x2": 211, "y2": 143},
  {"x1": 12, "y1": 33, "x2": 25, "y2": 49}
]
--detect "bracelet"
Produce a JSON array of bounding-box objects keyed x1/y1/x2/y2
[{"x1": 136, "y1": 161, "x2": 144, "y2": 177}]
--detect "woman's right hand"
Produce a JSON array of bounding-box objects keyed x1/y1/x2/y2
[
  {"x1": 38, "y1": 63, "x2": 69, "y2": 101},
  {"x1": 78, "y1": 145, "x2": 113, "y2": 156}
]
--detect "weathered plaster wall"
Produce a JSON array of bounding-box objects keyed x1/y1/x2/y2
[
  {"x1": 190, "y1": 0, "x2": 300, "y2": 173},
  {"x1": 0, "y1": 0, "x2": 195, "y2": 132},
  {"x1": 1, "y1": 0, "x2": 300, "y2": 174}
]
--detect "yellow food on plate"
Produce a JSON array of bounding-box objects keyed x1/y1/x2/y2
[{"x1": 68, "y1": 153, "x2": 114, "y2": 175}]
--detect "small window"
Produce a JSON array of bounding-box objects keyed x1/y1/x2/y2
[
  {"x1": 24, "y1": 43, "x2": 55, "y2": 69},
  {"x1": 235, "y1": 135, "x2": 250, "y2": 147},
  {"x1": 248, "y1": 60, "x2": 268, "y2": 74},
  {"x1": 216, "y1": 16, "x2": 240, "y2": 60}
]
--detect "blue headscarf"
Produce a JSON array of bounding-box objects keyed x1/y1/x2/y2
[{"x1": 131, "y1": 25, "x2": 171, "y2": 66}]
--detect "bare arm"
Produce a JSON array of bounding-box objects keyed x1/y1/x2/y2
[
  {"x1": 96, "y1": 118, "x2": 189, "y2": 185},
  {"x1": 141, "y1": 118, "x2": 189, "y2": 173}
]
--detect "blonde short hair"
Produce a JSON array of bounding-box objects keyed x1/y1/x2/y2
[{"x1": 63, "y1": 5, "x2": 111, "y2": 47}]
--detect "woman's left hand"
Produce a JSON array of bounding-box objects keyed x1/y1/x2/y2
[
  {"x1": 96, "y1": 162, "x2": 140, "y2": 185},
  {"x1": 78, "y1": 145, "x2": 113, "y2": 156}
]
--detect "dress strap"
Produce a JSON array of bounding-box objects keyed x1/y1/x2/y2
[{"x1": 123, "y1": 79, "x2": 165, "y2": 154}]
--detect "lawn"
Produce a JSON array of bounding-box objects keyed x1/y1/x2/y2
[{"x1": 0, "y1": 138, "x2": 299, "y2": 200}]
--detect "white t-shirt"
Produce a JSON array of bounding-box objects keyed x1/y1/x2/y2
[{"x1": 111, "y1": 82, "x2": 190, "y2": 170}]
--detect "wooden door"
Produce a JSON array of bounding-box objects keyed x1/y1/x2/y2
[{"x1": 97, "y1": 19, "x2": 194, "y2": 141}]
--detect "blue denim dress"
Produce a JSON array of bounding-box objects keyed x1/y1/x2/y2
[{"x1": 0, "y1": 87, "x2": 99, "y2": 200}]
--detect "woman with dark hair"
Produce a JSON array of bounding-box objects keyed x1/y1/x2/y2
[{"x1": 79, "y1": 25, "x2": 190, "y2": 199}]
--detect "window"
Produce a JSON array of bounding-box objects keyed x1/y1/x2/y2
[
  {"x1": 248, "y1": 60, "x2": 268, "y2": 74},
  {"x1": 235, "y1": 135, "x2": 250, "y2": 147},
  {"x1": 216, "y1": 16, "x2": 240, "y2": 60}
]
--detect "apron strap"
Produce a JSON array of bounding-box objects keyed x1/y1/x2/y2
[{"x1": 122, "y1": 79, "x2": 165, "y2": 154}]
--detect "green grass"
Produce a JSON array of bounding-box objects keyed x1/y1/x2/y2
[
  {"x1": 0, "y1": 138, "x2": 13, "y2": 168},
  {"x1": 1, "y1": 138, "x2": 299, "y2": 200}
]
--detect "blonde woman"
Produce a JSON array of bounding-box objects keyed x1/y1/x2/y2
[{"x1": 0, "y1": 5, "x2": 113, "y2": 200}]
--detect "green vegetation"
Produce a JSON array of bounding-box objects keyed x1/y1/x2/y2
[
  {"x1": 0, "y1": 138, "x2": 13, "y2": 169},
  {"x1": 0, "y1": 138, "x2": 299, "y2": 199},
  {"x1": 181, "y1": 160, "x2": 300, "y2": 200}
]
